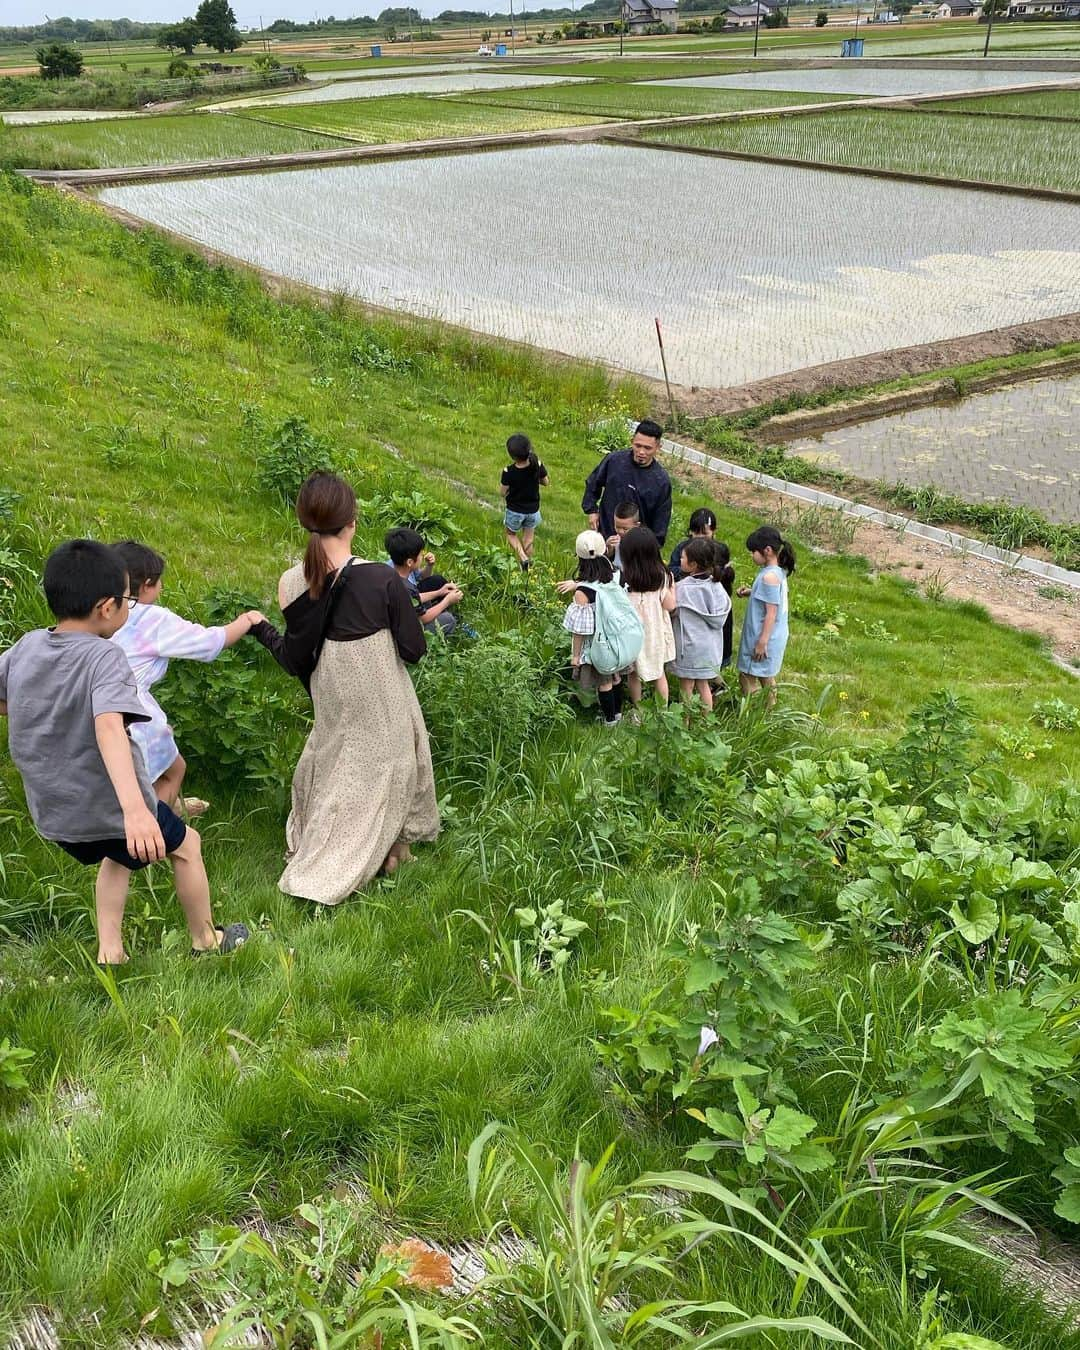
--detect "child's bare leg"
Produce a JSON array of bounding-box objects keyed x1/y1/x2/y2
[
  {"x1": 655, "y1": 673, "x2": 669, "y2": 705},
  {"x1": 739, "y1": 673, "x2": 761, "y2": 698},
  {"x1": 505, "y1": 528, "x2": 527, "y2": 563},
  {"x1": 760, "y1": 676, "x2": 777, "y2": 709},
  {"x1": 520, "y1": 526, "x2": 536, "y2": 559},
  {"x1": 696, "y1": 679, "x2": 714, "y2": 711},
  {"x1": 628, "y1": 671, "x2": 643, "y2": 704},
  {"x1": 154, "y1": 753, "x2": 185, "y2": 808},
  {"x1": 678, "y1": 677, "x2": 695, "y2": 704},
  {"x1": 96, "y1": 860, "x2": 132, "y2": 965},
  {"x1": 169, "y1": 827, "x2": 218, "y2": 952}
]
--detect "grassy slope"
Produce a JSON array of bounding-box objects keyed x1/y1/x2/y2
[
  {"x1": 241, "y1": 95, "x2": 609, "y2": 143},
  {"x1": 0, "y1": 111, "x2": 353, "y2": 168},
  {"x1": 640, "y1": 106, "x2": 1080, "y2": 192},
  {"x1": 1, "y1": 178, "x2": 1079, "y2": 1344}
]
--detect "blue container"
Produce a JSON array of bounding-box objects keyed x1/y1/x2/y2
[
  {"x1": 495, "y1": 42, "x2": 507, "y2": 54},
  {"x1": 370, "y1": 43, "x2": 382, "y2": 56},
  {"x1": 840, "y1": 37, "x2": 864, "y2": 56}
]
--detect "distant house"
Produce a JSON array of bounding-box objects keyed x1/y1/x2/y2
[
  {"x1": 933, "y1": 0, "x2": 980, "y2": 15},
  {"x1": 624, "y1": 0, "x2": 679, "y2": 30},
  {"x1": 1006, "y1": 0, "x2": 1072, "y2": 13},
  {"x1": 724, "y1": 0, "x2": 778, "y2": 26}
]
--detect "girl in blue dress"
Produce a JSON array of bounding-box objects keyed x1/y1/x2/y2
[{"x1": 736, "y1": 525, "x2": 795, "y2": 707}]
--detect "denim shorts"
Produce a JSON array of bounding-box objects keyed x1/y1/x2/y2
[
  {"x1": 504, "y1": 509, "x2": 541, "y2": 533},
  {"x1": 56, "y1": 799, "x2": 188, "y2": 871}
]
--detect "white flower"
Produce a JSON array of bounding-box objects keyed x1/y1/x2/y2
[{"x1": 697, "y1": 1026, "x2": 719, "y2": 1057}]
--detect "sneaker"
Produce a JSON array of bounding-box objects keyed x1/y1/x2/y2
[
  {"x1": 520, "y1": 559, "x2": 531, "y2": 571},
  {"x1": 603, "y1": 714, "x2": 623, "y2": 728}
]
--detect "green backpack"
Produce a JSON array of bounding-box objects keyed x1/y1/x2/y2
[{"x1": 586, "y1": 577, "x2": 644, "y2": 675}]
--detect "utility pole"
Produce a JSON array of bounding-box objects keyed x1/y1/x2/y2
[
  {"x1": 619, "y1": 0, "x2": 625, "y2": 54},
  {"x1": 753, "y1": 0, "x2": 761, "y2": 54},
  {"x1": 982, "y1": 0, "x2": 996, "y2": 55},
  {"x1": 509, "y1": 0, "x2": 516, "y2": 52},
  {"x1": 259, "y1": 14, "x2": 269, "y2": 51}
]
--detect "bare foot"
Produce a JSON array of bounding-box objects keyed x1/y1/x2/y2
[
  {"x1": 180, "y1": 797, "x2": 210, "y2": 818},
  {"x1": 381, "y1": 853, "x2": 400, "y2": 878},
  {"x1": 389, "y1": 843, "x2": 414, "y2": 865},
  {"x1": 97, "y1": 950, "x2": 129, "y2": 966}
]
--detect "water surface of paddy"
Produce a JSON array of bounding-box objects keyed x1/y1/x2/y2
[
  {"x1": 210, "y1": 71, "x2": 589, "y2": 108},
  {"x1": 649, "y1": 67, "x2": 1080, "y2": 97},
  {"x1": 99, "y1": 143, "x2": 1080, "y2": 388},
  {"x1": 788, "y1": 376, "x2": 1080, "y2": 522}
]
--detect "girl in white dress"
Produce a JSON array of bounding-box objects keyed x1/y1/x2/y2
[{"x1": 619, "y1": 526, "x2": 676, "y2": 706}]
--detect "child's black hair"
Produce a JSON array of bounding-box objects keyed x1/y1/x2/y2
[
  {"x1": 746, "y1": 525, "x2": 796, "y2": 576},
  {"x1": 506, "y1": 432, "x2": 538, "y2": 469},
  {"x1": 613, "y1": 500, "x2": 641, "y2": 524},
  {"x1": 681, "y1": 536, "x2": 725, "y2": 582},
  {"x1": 385, "y1": 526, "x2": 425, "y2": 566},
  {"x1": 43, "y1": 539, "x2": 127, "y2": 620},
  {"x1": 712, "y1": 540, "x2": 735, "y2": 594},
  {"x1": 688, "y1": 507, "x2": 717, "y2": 535},
  {"x1": 112, "y1": 540, "x2": 165, "y2": 595},
  {"x1": 619, "y1": 526, "x2": 668, "y2": 594},
  {"x1": 575, "y1": 555, "x2": 615, "y2": 585}
]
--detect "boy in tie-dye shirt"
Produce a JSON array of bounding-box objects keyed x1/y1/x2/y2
[{"x1": 111, "y1": 541, "x2": 264, "y2": 815}]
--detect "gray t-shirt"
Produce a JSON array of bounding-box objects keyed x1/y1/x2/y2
[{"x1": 0, "y1": 628, "x2": 156, "y2": 842}]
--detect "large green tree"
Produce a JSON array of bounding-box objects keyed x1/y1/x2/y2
[
  {"x1": 36, "y1": 41, "x2": 84, "y2": 78},
  {"x1": 157, "y1": 17, "x2": 201, "y2": 53},
  {"x1": 194, "y1": 0, "x2": 243, "y2": 52}
]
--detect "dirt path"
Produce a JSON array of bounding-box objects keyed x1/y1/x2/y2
[{"x1": 674, "y1": 457, "x2": 1080, "y2": 667}]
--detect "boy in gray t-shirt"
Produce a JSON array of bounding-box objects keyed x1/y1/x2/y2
[{"x1": 0, "y1": 540, "x2": 250, "y2": 966}]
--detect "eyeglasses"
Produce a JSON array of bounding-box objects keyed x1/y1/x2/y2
[{"x1": 111, "y1": 595, "x2": 140, "y2": 608}]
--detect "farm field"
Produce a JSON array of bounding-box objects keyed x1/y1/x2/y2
[
  {"x1": 935, "y1": 85, "x2": 1080, "y2": 116},
  {"x1": 645, "y1": 67, "x2": 1080, "y2": 96},
  {"x1": 450, "y1": 79, "x2": 859, "y2": 118},
  {"x1": 98, "y1": 142, "x2": 1080, "y2": 388},
  {"x1": 242, "y1": 95, "x2": 609, "y2": 145},
  {"x1": 0, "y1": 112, "x2": 354, "y2": 169},
  {"x1": 208, "y1": 70, "x2": 592, "y2": 108},
  {"x1": 788, "y1": 373, "x2": 1080, "y2": 524},
  {"x1": 641, "y1": 107, "x2": 1080, "y2": 193},
  {"x1": 3, "y1": 169, "x2": 1080, "y2": 1348}
]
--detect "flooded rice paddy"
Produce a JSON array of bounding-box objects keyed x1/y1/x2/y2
[
  {"x1": 99, "y1": 143, "x2": 1080, "y2": 389},
  {"x1": 1, "y1": 109, "x2": 147, "y2": 124},
  {"x1": 648, "y1": 68, "x2": 1080, "y2": 98},
  {"x1": 210, "y1": 71, "x2": 589, "y2": 109},
  {"x1": 789, "y1": 375, "x2": 1080, "y2": 522}
]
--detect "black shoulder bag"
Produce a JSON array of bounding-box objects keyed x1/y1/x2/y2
[{"x1": 251, "y1": 558, "x2": 356, "y2": 696}]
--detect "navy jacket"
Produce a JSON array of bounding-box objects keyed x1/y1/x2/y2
[{"x1": 582, "y1": 449, "x2": 673, "y2": 546}]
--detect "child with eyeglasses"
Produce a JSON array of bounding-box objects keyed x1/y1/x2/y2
[{"x1": 111, "y1": 540, "x2": 263, "y2": 817}]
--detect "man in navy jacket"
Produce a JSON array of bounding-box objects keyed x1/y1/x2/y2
[{"x1": 582, "y1": 420, "x2": 673, "y2": 546}]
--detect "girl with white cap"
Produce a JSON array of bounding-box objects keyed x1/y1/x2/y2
[{"x1": 561, "y1": 529, "x2": 625, "y2": 726}]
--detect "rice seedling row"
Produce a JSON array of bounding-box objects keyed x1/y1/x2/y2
[
  {"x1": 0, "y1": 111, "x2": 353, "y2": 169},
  {"x1": 641, "y1": 107, "x2": 1080, "y2": 194},
  {"x1": 447, "y1": 80, "x2": 858, "y2": 121},
  {"x1": 98, "y1": 142, "x2": 1080, "y2": 390},
  {"x1": 210, "y1": 71, "x2": 592, "y2": 110},
  {"x1": 645, "y1": 66, "x2": 1080, "y2": 97},
  {"x1": 495, "y1": 57, "x2": 781, "y2": 81},
  {"x1": 935, "y1": 86, "x2": 1080, "y2": 119},
  {"x1": 247, "y1": 95, "x2": 610, "y2": 144}
]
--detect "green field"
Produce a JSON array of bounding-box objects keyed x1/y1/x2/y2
[
  {"x1": 3, "y1": 166, "x2": 1080, "y2": 1347},
  {"x1": 935, "y1": 85, "x2": 1080, "y2": 119},
  {"x1": 453, "y1": 79, "x2": 860, "y2": 120},
  {"x1": 0, "y1": 111, "x2": 354, "y2": 169},
  {"x1": 640, "y1": 105, "x2": 1080, "y2": 192},
  {"x1": 498, "y1": 57, "x2": 783, "y2": 79},
  {"x1": 247, "y1": 94, "x2": 610, "y2": 143}
]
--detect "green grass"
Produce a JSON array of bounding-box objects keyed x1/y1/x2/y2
[
  {"x1": 452, "y1": 79, "x2": 860, "y2": 120},
  {"x1": 0, "y1": 111, "x2": 354, "y2": 168},
  {"x1": 1, "y1": 173, "x2": 1080, "y2": 1346},
  {"x1": 935, "y1": 85, "x2": 1080, "y2": 119},
  {"x1": 246, "y1": 94, "x2": 611, "y2": 143},
  {"x1": 639, "y1": 106, "x2": 1080, "y2": 192}
]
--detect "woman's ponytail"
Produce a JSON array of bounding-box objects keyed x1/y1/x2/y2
[
  {"x1": 296, "y1": 472, "x2": 358, "y2": 598},
  {"x1": 778, "y1": 540, "x2": 796, "y2": 576}
]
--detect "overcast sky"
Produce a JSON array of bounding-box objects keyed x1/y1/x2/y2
[{"x1": 7, "y1": 1, "x2": 448, "y2": 26}]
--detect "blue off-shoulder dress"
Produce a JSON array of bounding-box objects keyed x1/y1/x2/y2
[{"x1": 737, "y1": 565, "x2": 790, "y2": 679}]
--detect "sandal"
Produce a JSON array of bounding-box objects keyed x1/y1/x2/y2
[
  {"x1": 180, "y1": 797, "x2": 210, "y2": 818},
  {"x1": 192, "y1": 922, "x2": 249, "y2": 957}
]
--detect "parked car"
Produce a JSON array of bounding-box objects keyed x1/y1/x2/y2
[{"x1": 477, "y1": 43, "x2": 493, "y2": 53}]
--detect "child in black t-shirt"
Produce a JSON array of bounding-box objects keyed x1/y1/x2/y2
[{"x1": 500, "y1": 434, "x2": 549, "y2": 571}]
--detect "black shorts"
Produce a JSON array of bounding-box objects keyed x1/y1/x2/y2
[{"x1": 56, "y1": 800, "x2": 188, "y2": 871}]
